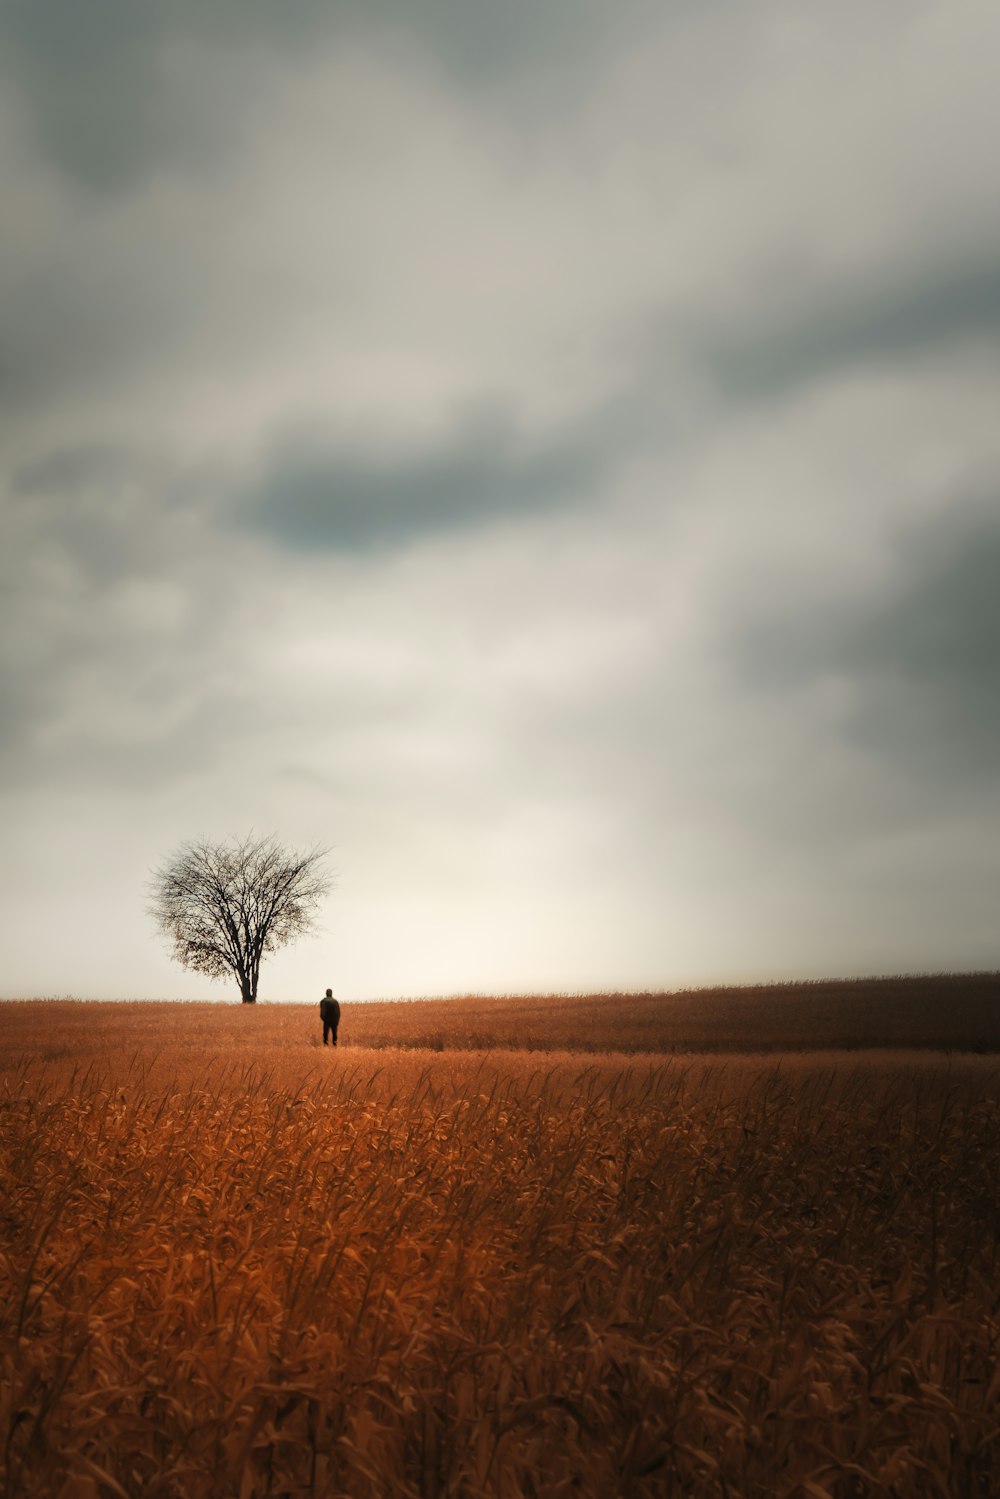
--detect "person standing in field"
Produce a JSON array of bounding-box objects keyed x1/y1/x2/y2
[{"x1": 320, "y1": 988, "x2": 341, "y2": 1046}]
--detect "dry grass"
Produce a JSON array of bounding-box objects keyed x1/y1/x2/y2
[
  {"x1": 4, "y1": 972, "x2": 1000, "y2": 1063},
  {"x1": 1, "y1": 995, "x2": 999, "y2": 1495}
]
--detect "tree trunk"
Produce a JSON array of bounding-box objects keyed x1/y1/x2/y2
[{"x1": 240, "y1": 975, "x2": 255, "y2": 1004}]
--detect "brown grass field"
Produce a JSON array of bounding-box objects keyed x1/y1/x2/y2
[{"x1": 2, "y1": 976, "x2": 1000, "y2": 1496}]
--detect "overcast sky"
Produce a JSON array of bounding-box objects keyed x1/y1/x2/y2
[{"x1": 2, "y1": 2, "x2": 999, "y2": 1001}]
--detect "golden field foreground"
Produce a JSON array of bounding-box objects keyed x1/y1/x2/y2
[{"x1": 2, "y1": 990, "x2": 1000, "y2": 1497}]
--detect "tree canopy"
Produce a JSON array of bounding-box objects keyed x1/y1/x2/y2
[{"x1": 150, "y1": 834, "x2": 331, "y2": 1003}]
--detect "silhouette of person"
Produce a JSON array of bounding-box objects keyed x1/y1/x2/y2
[{"x1": 320, "y1": 988, "x2": 341, "y2": 1046}]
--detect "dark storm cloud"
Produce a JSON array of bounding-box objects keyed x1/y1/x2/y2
[
  {"x1": 242, "y1": 415, "x2": 606, "y2": 553},
  {"x1": 0, "y1": 0, "x2": 656, "y2": 191},
  {"x1": 734, "y1": 496, "x2": 1000, "y2": 781},
  {"x1": 703, "y1": 256, "x2": 1000, "y2": 402}
]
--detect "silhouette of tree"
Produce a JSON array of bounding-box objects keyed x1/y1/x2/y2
[{"x1": 150, "y1": 834, "x2": 331, "y2": 1003}]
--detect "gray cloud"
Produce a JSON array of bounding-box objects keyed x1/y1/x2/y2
[
  {"x1": 0, "y1": 2, "x2": 327, "y2": 191},
  {"x1": 732, "y1": 494, "x2": 1000, "y2": 784},
  {"x1": 0, "y1": 441, "x2": 235, "y2": 792},
  {"x1": 703, "y1": 257, "x2": 1000, "y2": 403},
  {"x1": 847, "y1": 502, "x2": 1000, "y2": 775},
  {"x1": 0, "y1": 3, "x2": 231, "y2": 192},
  {"x1": 13, "y1": 442, "x2": 135, "y2": 495},
  {"x1": 0, "y1": 0, "x2": 657, "y2": 192},
  {"x1": 3, "y1": 2, "x2": 1000, "y2": 996},
  {"x1": 241, "y1": 413, "x2": 607, "y2": 553},
  {"x1": 6, "y1": 442, "x2": 187, "y2": 586}
]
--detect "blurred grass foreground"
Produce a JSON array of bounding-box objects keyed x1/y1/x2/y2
[{"x1": 3, "y1": 974, "x2": 1000, "y2": 1496}]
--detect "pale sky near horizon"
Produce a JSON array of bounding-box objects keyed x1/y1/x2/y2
[{"x1": 2, "y1": 2, "x2": 999, "y2": 1002}]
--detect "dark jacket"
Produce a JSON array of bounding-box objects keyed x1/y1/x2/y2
[{"x1": 320, "y1": 997, "x2": 341, "y2": 1024}]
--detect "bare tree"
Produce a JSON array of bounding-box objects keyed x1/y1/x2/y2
[{"x1": 150, "y1": 834, "x2": 332, "y2": 1003}]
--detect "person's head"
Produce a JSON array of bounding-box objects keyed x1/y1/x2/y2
[{"x1": 325, "y1": 988, "x2": 333, "y2": 998}]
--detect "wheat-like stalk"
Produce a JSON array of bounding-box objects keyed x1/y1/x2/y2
[{"x1": 1, "y1": 1001, "x2": 998, "y2": 1495}]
